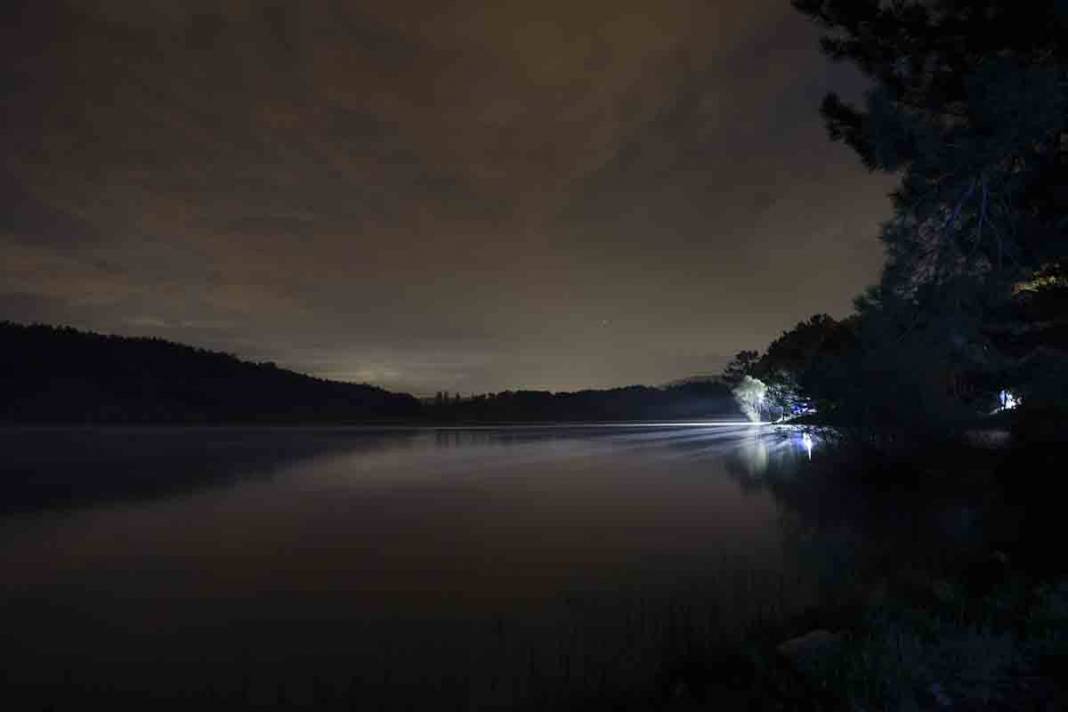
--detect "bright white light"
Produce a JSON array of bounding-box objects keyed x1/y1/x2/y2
[
  {"x1": 996, "y1": 389, "x2": 1020, "y2": 413},
  {"x1": 801, "y1": 432, "x2": 814, "y2": 460},
  {"x1": 732, "y1": 376, "x2": 768, "y2": 423}
]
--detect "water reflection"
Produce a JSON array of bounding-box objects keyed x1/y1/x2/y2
[
  {"x1": 0, "y1": 427, "x2": 421, "y2": 514},
  {"x1": 736, "y1": 427, "x2": 770, "y2": 476},
  {"x1": 721, "y1": 428, "x2": 1015, "y2": 604},
  {"x1": 719, "y1": 425, "x2": 820, "y2": 486},
  {"x1": 0, "y1": 424, "x2": 814, "y2": 710}
]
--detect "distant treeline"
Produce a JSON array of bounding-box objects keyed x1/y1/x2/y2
[
  {"x1": 425, "y1": 380, "x2": 740, "y2": 423},
  {"x1": 0, "y1": 322, "x2": 420, "y2": 423},
  {"x1": 0, "y1": 322, "x2": 741, "y2": 424}
]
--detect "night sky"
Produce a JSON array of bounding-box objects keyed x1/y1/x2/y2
[{"x1": 2, "y1": 1, "x2": 895, "y2": 394}]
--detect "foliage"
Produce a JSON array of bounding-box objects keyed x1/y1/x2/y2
[
  {"x1": 426, "y1": 380, "x2": 740, "y2": 422},
  {"x1": 719, "y1": 431, "x2": 1068, "y2": 709},
  {"x1": 722, "y1": 350, "x2": 761, "y2": 387},
  {"x1": 720, "y1": 315, "x2": 859, "y2": 423},
  {"x1": 788, "y1": 0, "x2": 1068, "y2": 436},
  {"x1": 0, "y1": 321, "x2": 420, "y2": 423},
  {"x1": 732, "y1": 375, "x2": 768, "y2": 422},
  {"x1": 757, "y1": 314, "x2": 855, "y2": 419},
  {"x1": 799, "y1": 578, "x2": 1068, "y2": 710}
]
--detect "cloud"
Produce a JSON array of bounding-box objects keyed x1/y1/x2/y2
[{"x1": 1, "y1": 0, "x2": 895, "y2": 391}]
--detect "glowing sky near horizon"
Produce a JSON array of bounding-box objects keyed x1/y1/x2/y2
[{"x1": 1, "y1": 1, "x2": 894, "y2": 393}]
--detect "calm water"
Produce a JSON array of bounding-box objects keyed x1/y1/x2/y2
[{"x1": 0, "y1": 424, "x2": 816, "y2": 708}]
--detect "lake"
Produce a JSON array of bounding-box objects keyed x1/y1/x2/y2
[{"x1": 0, "y1": 424, "x2": 818, "y2": 709}]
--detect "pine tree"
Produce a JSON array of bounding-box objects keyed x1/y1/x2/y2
[
  {"x1": 795, "y1": 0, "x2": 1067, "y2": 286},
  {"x1": 792, "y1": 0, "x2": 1068, "y2": 433}
]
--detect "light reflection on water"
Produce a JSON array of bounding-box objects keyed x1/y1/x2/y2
[{"x1": 0, "y1": 424, "x2": 815, "y2": 705}]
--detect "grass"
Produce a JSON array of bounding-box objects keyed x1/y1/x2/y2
[
  {"x1": 785, "y1": 576, "x2": 1068, "y2": 710},
  {"x1": 3, "y1": 562, "x2": 812, "y2": 711}
]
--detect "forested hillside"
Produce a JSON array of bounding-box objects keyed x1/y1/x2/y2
[{"x1": 0, "y1": 322, "x2": 421, "y2": 423}]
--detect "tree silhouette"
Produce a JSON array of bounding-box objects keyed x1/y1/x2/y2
[
  {"x1": 792, "y1": 0, "x2": 1068, "y2": 434},
  {"x1": 0, "y1": 322, "x2": 420, "y2": 423},
  {"x1": 722, "y1": 350, "x2": 760, "y2": 387}
]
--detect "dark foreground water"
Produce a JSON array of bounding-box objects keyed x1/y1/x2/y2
[{"x1": 0, "y1": 424, "x2": 817, "y2": 709}]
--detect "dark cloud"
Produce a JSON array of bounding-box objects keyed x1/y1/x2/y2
[
  {"x1": 0, "y1": 174, "x2": 101, "y2": 244},
  {"x1": 1, "y1": 1, "x2": 894, "y2": 393}
]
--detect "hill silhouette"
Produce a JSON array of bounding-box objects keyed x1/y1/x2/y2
[
  {"x1": 0, "y1": 322, "x2": 420, "y2": 423},
  {"x1": 425, "y1": 381, "x2": 740, "y2": 423},
  {"x1": 0, "y1": 322, "x2": 742, "y2": 424}
]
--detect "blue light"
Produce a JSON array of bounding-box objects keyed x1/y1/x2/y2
[{"x1": 996, "y1": 389, "x2": 1020, "y2": 413}]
